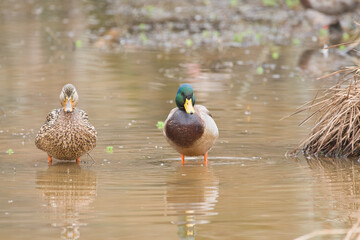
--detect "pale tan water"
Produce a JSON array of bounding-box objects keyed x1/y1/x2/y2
[{"x1": 0, "y1": 1, "x2": 360, "y2": 240}]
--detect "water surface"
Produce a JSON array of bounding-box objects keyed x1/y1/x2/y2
[{"x1": 0, "y1": 1, "x2": 359, "y2": 240}]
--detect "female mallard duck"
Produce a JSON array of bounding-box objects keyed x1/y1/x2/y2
[
  {"x1": 164, "y1": 84, "x2": 218, "y2": 165},
  {"x1": 35, "y1": 84, "x2": 97, "y2": 165}
]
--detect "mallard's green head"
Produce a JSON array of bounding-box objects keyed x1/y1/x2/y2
[
  {"x1": 175, "y1": 84, "x2": 196, "y2": 114},
  {"x1": 59, "y1": 84, "x2": 79, "y2": 113}
]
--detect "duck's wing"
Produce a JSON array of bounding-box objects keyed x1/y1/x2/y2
[
  {"x1": 44, "y1": 108, "x2": 61, "y2": 126},
  {"x1": 35, "y1": 108, "x2": 61, "y2": 149},
  {"x1": 78, "y1": 109, "x2": 89, "y2": 121},
  {"x1": 195, "y1": 105, "x2": 213, "y2": 118},
  {"x1": 196, "y1": 104, "x2": 219, "y2": 138},
  {"x1": 77, "y1": 109, "x2": 97, "y2": 135}
]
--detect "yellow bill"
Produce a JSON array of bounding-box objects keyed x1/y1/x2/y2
[{"x1": 184, "y1": 98, "x2": 195, "y2": 114}]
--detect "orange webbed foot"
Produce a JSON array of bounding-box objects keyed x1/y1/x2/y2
[
  {"x1": 204, "y1": 152, "x2": 208, "y2": 166},
  {"x1": 48, "y1": 156, "x2": 52, "y2": 166}
]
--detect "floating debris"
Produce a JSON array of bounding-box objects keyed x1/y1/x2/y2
[
  {"x1": 156, "y1": 121, "x2": 164, "y2": 129},
  {"x1": 271, "y1": 52, "x2": 279, "y2": 60},
  {"x1": 106, "y1": 146, "x2": 114, "y2": 154},
  {"x1": 185, "y1": 39, "x2": 193, "y2": 47},
  {"x1": 6, "y1": 149, "x2": 14, "y2": 155},
  {"x1": 75, "y1": 39, "x2": 82, "y2": 48},
  {"x1": 293, "y1": 38, "x2": 301, "y2": 46},
  {"x1": 256, "y1": 66, "x2": 264, "y2": 75}
]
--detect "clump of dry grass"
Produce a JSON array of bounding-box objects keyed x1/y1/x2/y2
[{"x1": 293, "y1": 66, "x2": 360, "y2": 157}]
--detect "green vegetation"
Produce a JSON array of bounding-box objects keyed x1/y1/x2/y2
[
  {"x1": 255, "y1": 33, "x2": 262, "y2": 42},
  {"x1": 230, "y1": 0, "x2": 239, "y2": 7},
  {"x1": 202, "y1": 30, "x2": 210, "y2": 38},
  {"x1": 75, "y1": 40, "x2": 82, "y2": 48},
  {"x1": 106, "y1": 146, "x2": 114, "y2": 153},
  {"x1": 144, "y1": 5, "x2": 154, "y2": 14},
  {"x1": 185, "y1": 39, "x2": 193, "y2": 47},
  {"x1": 6, "y1": 149, "x2": 14, "y2": 155},
  {"x1": 233, "y1": 33, "x2": 245, "y2": 43},
  {"x1": 139, "y1": 23, "x2": 147, "y2": 31},
  {"x1": 233, "y1": 31, "x2": 264, "y2": 44},
  {"x1": 319, "y1": 28, "x2": 328, "y2": 37},
  {"x1": 270, "y1": 46, "x2": 280, "y2": 60},
  {"x1": 140, "y1": 33, "x2": 148, "y2": 44},
  {"x1": 138, "y1": 23, "x2": 148, "y2": 45},
  {"x1": 285, "y1": 0, "x2": 300, "y2": 8},
  {"x1": 256, "y1": 66, "x2": 264, "y2": 75},
  {"x1": 263, "y1": 0, "x2": 277, "y2": 7},
  {"x1": 203, "y1": 0, "x2": 210, "y2": 5},
  {"x1": 272, "y1": 52, "x2": 279, "y2": 60},
  {"x1": 262, "y1": 0, "x2": 299, "y2": 8},
  {"x1": 157, "y1": 121, "x2": 164, "y2": 129},
  {"x1": 292, "y1": 38, "x2": 300, "y2": 46},
  {"x1": 339, "y1": 45, "x2": 346, "y2": 50}
]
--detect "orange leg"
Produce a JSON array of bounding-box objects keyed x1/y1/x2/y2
[
  {"x1": 76, "y1": 158, "x2": 80, "y2": 164},
  {"x1": 181, "y1": 154, "x2": 185, "y2": 166},
  {"x1": 48, "y1": 156, "x2": 52, "y2": 166},
  {"x1": 204, "y1": 152, "x2": 208, "y2": 166}
]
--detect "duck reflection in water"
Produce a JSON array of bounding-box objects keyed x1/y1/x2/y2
[
  {"x1": 165, "y1": 164, "x2": 219, "y2": 240},
  {"x1": 298, "y1": 49, "x2": 354, "y2": 78},
  {"x1": 36, "y1": 162, "x2": 97, "y2": 240}
]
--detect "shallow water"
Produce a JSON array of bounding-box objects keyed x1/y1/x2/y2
[{"x1": 1, "y1": 1, "x2": 360, "y2": 240}]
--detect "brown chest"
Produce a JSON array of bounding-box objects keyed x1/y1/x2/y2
[{"x1": 165, "y1": 110, "x2": 204, "y2": 148}]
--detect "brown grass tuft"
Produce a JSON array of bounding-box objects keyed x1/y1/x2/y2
[{"x1": 294, "y1": 66, "x2": 360, "y2": 157}]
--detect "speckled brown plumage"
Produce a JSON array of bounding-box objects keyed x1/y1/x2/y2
[{"x1": 35, "y1": 84, "x2": 97, "y2": 160}]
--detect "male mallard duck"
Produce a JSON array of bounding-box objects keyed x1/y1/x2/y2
[
  {"x1": 163, "y1": 84, "x2": 218, "y2": 165},
  {"x1": 35, "y1": 84, "x2": 97, "y2": 165}
]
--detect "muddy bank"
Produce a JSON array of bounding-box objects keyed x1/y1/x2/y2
[{"x1": 86, "y1": 0, "x2": 359, "y2": 50}]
